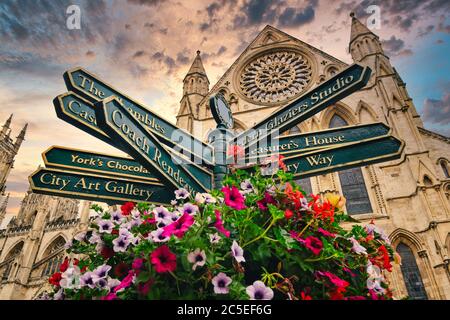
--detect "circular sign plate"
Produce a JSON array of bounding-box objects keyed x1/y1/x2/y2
[{"x1": 209, "y1": 94, "x2": 234, "y2": 129}]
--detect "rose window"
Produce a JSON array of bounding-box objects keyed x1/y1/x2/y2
[{"x1": 239, "y1": 51, "x2": 312, "y2": 104}]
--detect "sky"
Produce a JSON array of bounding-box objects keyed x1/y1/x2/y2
[{"x1": 0, "y1": 0, "x2": 449, "y2": 220}]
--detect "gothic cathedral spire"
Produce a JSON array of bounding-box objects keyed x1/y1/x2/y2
[
  {"x1": 349, "y1": 12, "x2": 384, "y2": 62},
  {"x1": 14, "y1": 123, "x2": 28, "y2": 152},
  {"x1": 177, "y1": 50, "x2": 210, "y2": 132},
  {"x1": 1, "y1": 114, "x2": 13, "y2": 136}
]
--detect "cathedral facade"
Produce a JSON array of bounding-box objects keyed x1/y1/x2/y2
[{"x1": 0, "y1": 14, "x2": 449, "y2": 299}]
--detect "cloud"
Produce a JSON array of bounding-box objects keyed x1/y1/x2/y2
[
  {"x1": 381, "y1": 36, "x2": 413, "y2": 56},
  {"x1": 127, "y1": 0, "x2": 165, "y2": 6},
  {"x1": 422, "y1": 90, "x2": 450, "y2": 125},
  {"x1": 232, "y1": 0, "x2": 318, "y2": 29}
]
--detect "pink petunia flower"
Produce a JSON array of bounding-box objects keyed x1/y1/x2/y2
[
  {"x1": 317, "y1": 227, "x2": 336, "y2": 238},
  {"x1": 221, "y1": 186, "x2": 246, "y2": 210},
  {"x1": 231, "y1": 240, "x2": 245, "y2": 263},
  {"x1": 187, "y1": 248, "x2": 206, "y2": 271},
  {"x1": 246, "y1": 281, "x2": 274, "y2": 300},
  {"x1": 214, "y1": 210, "x2": 230, "y2": 238},
  {"x1": 162, "y1": 213, "x2": 194, "y2": 239},
  {"x1": 212, "y1": 272, "x2": 232, "y2": 294}
]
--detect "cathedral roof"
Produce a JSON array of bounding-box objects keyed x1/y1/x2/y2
[{"x1": 349, "y1": 12, "x2": 378, "y2": 45}]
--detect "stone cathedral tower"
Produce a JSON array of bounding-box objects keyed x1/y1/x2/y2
[
  {"x1": 175, "y1": 15, "x2": 450, "y2": 299},
  {"x1": 0, "y1": 114, "x2": 27, "y2": 195}
]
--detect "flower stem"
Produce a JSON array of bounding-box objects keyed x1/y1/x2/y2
[{"x1": 242, "y1": 218, "x2": 277, "y2": 248}]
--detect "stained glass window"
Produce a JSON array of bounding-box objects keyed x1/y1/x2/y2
[
  {"x1": 397, "y1": 243, "x2": 428, "y2": 300},
  {"x1": 329, "y1": 114, "x2": 372, "y2": 215},
  {"x1": 441, "y1": 161, "x2": 450, "y2": 178},
  {"x1": 41, "y1": 237, "x2": 66, "y2": 277}
]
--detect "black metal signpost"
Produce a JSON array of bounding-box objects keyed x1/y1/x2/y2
[{"x1": 30, "y1": 64, "x2": 405, "y2": 206}]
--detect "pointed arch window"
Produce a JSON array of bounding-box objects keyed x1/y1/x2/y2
[
  {"x1": 41, "y1": 237, "x2": 66, "y2": 277},
  {"x1": 329, "y1": 114, "x2": 372, "y2": 215},
  {"x1": 1, "y1": 241, "x2": 23, "y2": 282},
  {"x1": 440, "y1": 160, "x2": 450, "y2": 178},
  {"x1": 396, "y1": 243, "x2": 428, "y2": 300}
]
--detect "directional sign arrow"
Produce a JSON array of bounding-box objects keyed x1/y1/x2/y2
[
  {"x1": 42, "y1": 145, "x2": 161, "y2": 183},
  {"x1": 95, "y1": 97, "x2": 210, "y2": 194},
  {"x1": 53, "y1": 92, "x2": 212, "y2": 191},
  {"x1": 64, "y1": 67, "x2": 214, "y2": 166},
  {"x1": 53, "y1": 92, "x2": 130, "y2": 153},
  {"x1": 29, "y1": 167, "x2": 174, "y2": 205},
  {"x1": 230, "y1": 64, "x2": 372, "y2": 162},
  {"x1": 246, "y1": 122, "x2": 391, "y2": 161},
  {"x1": 278, "y1": 135, "x2": 404, "y2": 179}
]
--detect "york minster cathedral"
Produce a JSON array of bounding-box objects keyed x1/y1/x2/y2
[{"x1": 1, "y1": 14, "x2": 449, "y2": 299}]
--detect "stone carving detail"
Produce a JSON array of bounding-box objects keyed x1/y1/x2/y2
[{"x1": 239, "y1": 50, "x2": 312, "y2": 104}]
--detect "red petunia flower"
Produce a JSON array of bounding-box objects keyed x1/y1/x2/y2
[
  {"x1": 114, "y1": 262, "x2": 130, "y2": 279},
  {"x1": 59, "y1": 257, "x2": 69, "y2": 272},
  {"x1": 49, "y1": 272, "x2": 62, "y2": 286},
  {"x1": 373, "y1": 245, "x2": 393, "y2": 271},
  {"x1": 150, "y1": 245, "x2": 177, "y2": 273},
  {"x1": 284, "y1": 183, "x2": 305, "y2": 211},
  {"x1": 162, "y1": 213, "x2": 194, "y2": 239},
  {"x1": 214, "y1": 210, "x2": 230, "y2": 238},
  {"x1": 284, "y1": 209, "x2": 294, "y2": 219},
  {"x1": 100, "y1": 246, "x2": 115, "y2": 260},
  {"x1": 300, "y1": 291, "x2": 312, "y2": 300},
  {"x1": 221, "y1": 186, "x2": 246, "y2": 210},
  {"x1": 138, "y1": 278, "x2": 155, "y2": 296},
  {"x1": 312, "y1": 201, "x2": 335, "y2": 222},
  {"x1": 257, "y1": 192, "x2": 277, "y2": 211},
  {"x1": 121, "y1": 202, "x2": 135, "y2": 215}
]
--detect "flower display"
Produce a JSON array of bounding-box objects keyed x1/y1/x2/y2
[{"x1": 44, "y1": 168, "x2": 398, "y2": 300}]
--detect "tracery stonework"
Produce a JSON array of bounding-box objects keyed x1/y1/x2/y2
[{"x1": 239, "y1": 50, "x2": 312, "y2": 104}]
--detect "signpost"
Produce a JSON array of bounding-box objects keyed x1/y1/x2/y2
[
  {"x1": 30, "y1": 63, "x2": 405, "y2": 207},
  {"x1": 29, "y1": 167, "x2": 173, "y2": 205},
  {"x1": 64, "y1": 67, "x2": 214, "y2": 166},
  {"x1": 95, "y1": 97, "x2": 211, "y2": 194}
]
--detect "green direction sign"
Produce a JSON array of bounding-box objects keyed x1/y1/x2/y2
[
  {"x1": 29, "y1": 167, "x2": 174, "y2": 205},
  {"x1": 95, "y1": 97, "x2": 210, "y2": 194},
  {"x1": 42, "y1": 145, "x2": 161, "y2": 183},
  {"x1": 279, "y1": 135, "x2": 404, "y2": 179},
  {"x1": 53, "y1": 92, "x2": 130, "y2": 153},
  {"x1": 64, "y1": 67, "x2": 214, "y2": 166},
  {"x1": 246, "y1": 122, "x2": 390, "y2": 161},
  {"x1": 53, "y1": 92, "x2": 212, "y2": 191},
  {"x1": 233, "y1": 64, "x2": 372, "y2": 158}
]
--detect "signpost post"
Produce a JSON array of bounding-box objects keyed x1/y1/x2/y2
[{"x1": 30, "y1": 64, "x2": 405, "y2": 208}]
